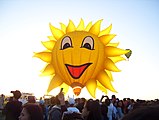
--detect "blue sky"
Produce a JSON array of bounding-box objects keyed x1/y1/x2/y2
[{"x1": 0, "y1": 0, "x2": 159, "y2": 100}]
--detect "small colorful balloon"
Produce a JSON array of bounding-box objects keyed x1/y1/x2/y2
[{"x1": 125, "y1": 49, "x2": 132, "y2": 60}]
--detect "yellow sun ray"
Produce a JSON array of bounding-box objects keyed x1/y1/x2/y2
[
  {"x1": 105, "y1": 70, "x2": 113, "y2": 81},
  {"x1": 104, "y1": 58, "x2": 121, "y2": 72},
  {"x1": 76, "y1": 18, "x2": 84, "y2": 31},
  {"x1": 97, "y1": 71, "x2": 117, "y2": 92},
  {"x1": 47, "y1": 75, "x2": 63, "y2": 93},
  {"x1": 60, "y1": 23, "x2": 66, "y2": 33},
  {"x1": 86, "y1": 79, "x2": 97, "y2": 98},
  {"x1": 99, "y1": 24, "x2": 112, "y2": 37},
  {"x1": 105, "y1": 46, "x2": 130, "y2": 57},
  {"x1": 66, "y1": 19, "x2": 76, "y2": 33},
  {"x1": 47, "y1": 36, "x2": 56, "y2": 41},
  {"x1": 41, "y1": 40, "x2": 56, "y2": 51},
  {"x1": 109, "y1": 56, "x2": 126, "y2": 63},
  {"x1": 99, "y1": 34, "x2": 116, "y2": 46},
  {"x1": 40, "y1": 64, "x2": 55, "y2": 76},
  {"x1": 49, "y1": 23, "x2": 64, "y2": 40},
  {"x1": 85, "y1": 21, "x2": 92, "y2": 31},
  {"x1": 97, "y1": 81, "x2": 107, "y2": 94},
  {"x1": 107, "y1": 42, "x2": 119, "y2": 47},
  {"x1": 89, "y1": 19, "x2": 103, "y2": 36},
  {"x1": 33, "y1": 52, "x2": 52, "y2": 63}
]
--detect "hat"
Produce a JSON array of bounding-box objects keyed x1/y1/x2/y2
[
  {"x1": 68, "y1": 98, "x2": 75, "y2": 105},
  {"x1": 11, "y1": 90, "x2": 21, "y2": 99}
]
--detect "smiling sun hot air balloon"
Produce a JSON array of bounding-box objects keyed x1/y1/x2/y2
[{"x1": 34, "y1": 19, "x2": 129, "y2": 98}]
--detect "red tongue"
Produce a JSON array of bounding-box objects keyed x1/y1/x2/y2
[{"x1": 67, "y1": 65, "x2": 87, "y2": 78}]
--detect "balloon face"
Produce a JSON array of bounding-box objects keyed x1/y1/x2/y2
[
  {"x1": 34, "y1": 19, "x2": 129, "y2": 97},
  {"x1": 52, "y1": 31, "x2": 105, "y2": 89}
]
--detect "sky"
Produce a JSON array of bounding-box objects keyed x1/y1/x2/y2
[{"x1": 0, "y1": 0, "x2": 159, "y2": 100}]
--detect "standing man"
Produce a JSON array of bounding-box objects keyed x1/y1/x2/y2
[{"x1": 4, "y1": 90, "x2": 22, "y2": 120}]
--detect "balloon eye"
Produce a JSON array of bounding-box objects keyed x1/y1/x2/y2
[
  {"x1": 81, "y1": 36, "x2": 94, "y2": 50},
  {"x1": 63, "y1": 43, "x2": 71, "y2": 49},
  {"x1": 61, "y1": 36, "x2": 72, "y2": 50},
  {"x1": 83, "y1": 43, "x2": 91, "y2": 50}
]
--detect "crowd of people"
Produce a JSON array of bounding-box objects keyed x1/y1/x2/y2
[{"x1": 0, "y1": 90, "x2": 159, "y2": 120}]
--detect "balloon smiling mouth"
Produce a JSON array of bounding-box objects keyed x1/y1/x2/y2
[{"x1": 65, "y1": 63, "x2": 92, "y2": 79}]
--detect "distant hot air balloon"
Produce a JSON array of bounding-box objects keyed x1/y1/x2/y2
[{"x1": 125, "y1": 49, "x2": 132, "y2": 60}]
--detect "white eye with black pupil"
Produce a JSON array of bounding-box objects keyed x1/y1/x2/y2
[
  {"x1": 61, "y1": 36, "x2": 72, "y2": 50},
  {"x1": 81, "y1": 36, "x2": 94, "y2": 50}
]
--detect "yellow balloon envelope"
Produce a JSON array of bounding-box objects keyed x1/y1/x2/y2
[{"x1": 34, "y1": 19, "x2": 129, "y2": 98}]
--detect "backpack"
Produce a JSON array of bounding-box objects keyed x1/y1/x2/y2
[{"x1": 49, "y1": 107, "x2": 62, "y2": 120}]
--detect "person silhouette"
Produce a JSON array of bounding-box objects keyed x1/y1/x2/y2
[{"x1": 4, "y1": 90, "x2": 22, "y2": 120}]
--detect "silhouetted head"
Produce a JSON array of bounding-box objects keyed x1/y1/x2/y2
[
  {"x1": 122, "y1": 105, "x2": 159, "y2": 120},
  {"x1": 11, "y1": 90, "x2": 21, "y2": 100}
]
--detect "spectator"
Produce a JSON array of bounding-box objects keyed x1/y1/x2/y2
[
  {"x1": 100, "y1": 96, "x2": 109, "y2": 120},
  {"x1": 121, "y1": 105, "x2": 159, "y2": 120},
  {"x1": 67, "y1": 98, "x2": 80, "y2": 113},
  {"x1": 82, "y1": 99, "x2": 102, "y2": 120},
  {"x1": 87, "y1": 100, "x2": 102, "y2": 120},
  {"x1": 76, "y1": 98, "x2": 86, "y2": 113},
  {"x1": 27, "y1": 96, "x2": 36, "y2": 103},
  {"x1": 48, "y1": 91, "x2": 67, "y2": 120},
  {"x1": 4, "y1": 90, "x2": 22, "y2": 120},
  {"x1": 19, "y1": 103, "x2": 43, "y2": 120},
  {"x1": 107, "y1": 96, "x2": 117, "y2": 120},
  {"x1": 123, "y1": 98, "x2": 128, "y2": 114},
  {"x1": 62, "y1": 97, "x2": 83, "y2": 120},
  {"x1": 116, "y1": 100, "x2": 124, "y2": 120},
  {"x1": 48, "y1": 95, "x2": 62, "y2": 120},
  {"x1": 127, "y1": 99, "x2": 135, "y2": 113},
  {"x1": 39, "y1": 99, "x2": 47, "y2": 120},
  {"x1": 0, "y1": 94, "x2": 5, "y2": 109}
]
